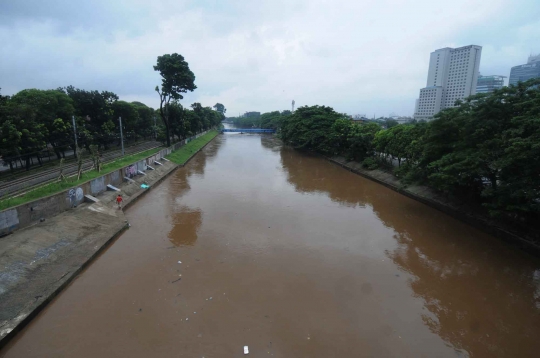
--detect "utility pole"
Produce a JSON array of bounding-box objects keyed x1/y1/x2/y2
[
  {"x1": 292, "y1": 100, "x2": 295, "y2": 112},
  {"x1": 119, "y1": 117, "x2": 125, "y2": 156},
  {"x1": 71, "y1": 115, "x2": 78, "y2": 159}
]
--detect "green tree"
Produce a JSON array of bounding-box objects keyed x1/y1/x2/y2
[
  {"x1": 154, "y1": 53, "x2": 197, "y2": 146},
  {"x1": 6, "y1": 89, "x2": 75, "y2": 159},
  {"x1": 280, "y1": 105, "x2": 343, "y2": 153},
  {"x1": 0, "y1": 120, "x2": 21, "y2": 171},
  {"x1": 347, "y1": 122, "x2": 381, "y2": 161},
  {"x1": 64, "y1": 86, "x2": 119, "y2": 150},
  {"x1": 213, "y1": 103, "x2": 226, "y2": 116},
  {"x1": 168, "y1": 101, "x2": 189, "y2": 141},
  {"x1": 385, "y1": 119, "x2": 399, "y2": 128},
  {"x1": 112, "y1": 100, "x2": 139, "y2": 142},
  {"x1": 1, "y1": 91, "x2": 48, "y2": 170},
  {"x1": 130, "y1": 102, "x2": 156, "y2": 139},
  {"x1": 330, "y1": 118, "x2": 353, "y2": 155}
]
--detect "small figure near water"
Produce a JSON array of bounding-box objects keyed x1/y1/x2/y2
[{"x1": 116, "y1": 194, "x2": 123, "y2": 209}]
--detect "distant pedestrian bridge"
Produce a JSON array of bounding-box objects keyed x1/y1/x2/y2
[{"x1": 221, "y1": 128, "x2": 275, "y2": 133}]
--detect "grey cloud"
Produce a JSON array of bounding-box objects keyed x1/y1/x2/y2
[{"x1": 1, "y1": 0, "x2": 539, "y2": 117}]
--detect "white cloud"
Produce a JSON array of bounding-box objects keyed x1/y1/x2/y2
[{"x1": 1, "y1": 0, "x2": 538, "y2": 116}]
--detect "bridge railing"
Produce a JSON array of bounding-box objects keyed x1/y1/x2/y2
[{"x1": 221, "y1": 129, "x2": 276, "y2": 133}]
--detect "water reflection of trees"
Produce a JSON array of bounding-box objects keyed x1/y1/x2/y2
[
  {"x1": 165, "y1": 140, "x2": 217, "y2": 247},
  {"x1": 279, "y1": 146, "x2": 540, "y2": 357},
  {"x1": 260, "y1": 135, "x2": 281, "y2": 152},
  {"x1": 168, "y1": 205, "x2": 202, "y2": 246}
]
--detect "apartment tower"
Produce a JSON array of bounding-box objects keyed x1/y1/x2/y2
[{"x1": 414, "y1": 45, "x2": 482, "y2": 120}]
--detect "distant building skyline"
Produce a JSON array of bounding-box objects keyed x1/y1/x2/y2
[
  {"x1": 509, "y1": 54, "x2": 540, "y2": 86},
  {"x1": 476, "y1": 74, "x2": 506, "y2": 93},
  {"x1": 414, "y1": 45, "x2": 482, "y2": 121}
]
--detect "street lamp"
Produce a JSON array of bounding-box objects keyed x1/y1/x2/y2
[
  {"x1": 118, "y1": 117, "x2": 125, "y2": 156},
  {"x1": 71, "y1": 115, "x2": 78, "y2": 159}
]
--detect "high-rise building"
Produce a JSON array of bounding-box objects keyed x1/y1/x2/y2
[
  {"x1": 509, "y1": 54, "x2": 540, "y2": 86},
  {"x1": 414, "y1": 45, "x2": 482, "y2": 121},
  {"x1": 476, "y1": 74, "x2": 506, "y2": 93}
]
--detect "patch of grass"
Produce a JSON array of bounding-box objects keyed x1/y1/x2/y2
[
  {"x1": 166, "y1": 130, "x2": 219, "y2": 165},
  {"x1": 0, "y1": 147, "x2": 162, "y2": 211}
]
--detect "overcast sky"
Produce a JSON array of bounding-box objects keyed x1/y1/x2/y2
[{"x1": 1, "y1": 0, "x2": 539, "y2": 117}]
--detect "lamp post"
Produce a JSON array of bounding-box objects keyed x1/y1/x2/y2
[
  {"x1": 119, "y1": 117, "x2": 125, "y2": 156},
  {"x1": 71, "y1": 115, "x2": 78, "y2": 159}
]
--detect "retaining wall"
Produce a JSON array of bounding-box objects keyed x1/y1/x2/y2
[{"x1": 0, "y1": 130, "x2": 211, "y2": 237}]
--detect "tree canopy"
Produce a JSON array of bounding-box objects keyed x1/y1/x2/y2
[
  {"x1": 154, "y1": 53, "x2": 197, "y2": 146},
  {"x1": 279, "y1": 79, "x2": 540, "y2": 230}
]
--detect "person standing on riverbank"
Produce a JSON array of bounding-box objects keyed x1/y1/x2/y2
[{"x1": 116, "y1": 194, "x2": 123, "y2": 209}]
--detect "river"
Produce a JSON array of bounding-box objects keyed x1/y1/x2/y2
[{"x1": 1, "y1": 133, "x2": 540, "y2": 357}]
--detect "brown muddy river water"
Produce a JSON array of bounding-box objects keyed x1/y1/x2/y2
[{"x1": 1, "y1": 133, "x2": 540, "y2": 357}]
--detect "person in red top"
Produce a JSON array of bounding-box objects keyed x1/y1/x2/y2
[{"x1": 116, "y1": 194, "x2": 123, "y2": 209}]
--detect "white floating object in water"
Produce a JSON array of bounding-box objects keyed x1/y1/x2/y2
[
  {"x1": 178, "y1": 261, "x2": 182, "y2": 264},
  {"x1": 244, "y1": 346, "x2": 249, "y2": 354}
]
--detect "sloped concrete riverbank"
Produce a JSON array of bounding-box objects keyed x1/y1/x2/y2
[{"x1": 0, "y1": 132, "x2": 218, "y2": 348}]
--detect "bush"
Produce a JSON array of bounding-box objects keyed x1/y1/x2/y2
[{"x1": 362, "y1": 157, "x2": 379, "y2": 170}]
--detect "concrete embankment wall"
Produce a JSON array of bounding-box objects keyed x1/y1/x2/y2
[
  {"x1": 327, "y1": 156, "x2": 540, "y2": 255},
  {"x1": 0, "y1": 130, "x2": 211, "y2": 237}
]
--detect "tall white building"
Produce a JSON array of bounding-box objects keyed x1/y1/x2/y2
[{"x1": 414, "y1": 45, "x2": 482, "y2": 120}]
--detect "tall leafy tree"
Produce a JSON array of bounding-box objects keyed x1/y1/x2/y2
[
  {"x1": 281, "y1": 105, "x2": 344, "y2": 153},
  {"x1": 2, "y1": 90, "x2": 49, "y2": 169},
  {"x1": 154, "y1": 53, "x2": 197, "y2": 146},
  {"x1": 131, "y1": 101, "x2": 156, "y2": 139},
  {"x1": 64, "y1": 86, "x2": 119, "y2": 150},
  {"x1": 112, "y1": 100, "x2": 139, "y2": 142},
  {"x1": 213, "y1": 103, "x2": 226, "y2": 116}
]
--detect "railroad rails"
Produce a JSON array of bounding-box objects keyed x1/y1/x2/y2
[{"x1": 0, "y1": 141, "x2": 162, "y2": 199}]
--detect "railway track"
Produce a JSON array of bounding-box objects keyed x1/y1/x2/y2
[{"x1": 0, "y1": 141, "x2": 162, "y2": 199}]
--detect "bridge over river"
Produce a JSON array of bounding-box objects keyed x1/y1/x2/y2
[
  {"x1": 221, "y1": 128, "x2": 275, "y2": 133},
  {"x1": 2, "y1": 134, "x2": 540, "y2": 358}
]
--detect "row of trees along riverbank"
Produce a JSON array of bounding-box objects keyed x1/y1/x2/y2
[
  {"x1": 227, "y1": 110, "x2": 292, "y2": 129},
  {"x1": 279, "y1": 78, "x2": 540, "y2": 234},
  {"x1": 0, "y1": 85, "x2": 225, "y2": 172}
]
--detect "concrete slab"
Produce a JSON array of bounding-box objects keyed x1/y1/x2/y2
[
  {"x1": 84, "y1": 195, "x2": 100, "y2": 203},
  {"x1": 106, "y1": 184, "x2": 120, "y2": 191}
]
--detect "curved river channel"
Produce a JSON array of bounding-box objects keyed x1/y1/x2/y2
[{"x1": 1, "y1": 133, "x2": 540, "y2": 357}]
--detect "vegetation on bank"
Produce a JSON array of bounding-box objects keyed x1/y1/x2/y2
[
  {"x1": 0, "y1": 147, "x2": 162, "y2": 211},
  {"x1": 227, "y1": 110, "x2": 292, "y2": 129},
  {"x1": 166, "y1": 130, "x2": 219, "y2": 165},
  {"x1": 0, "y1": 52, "x2": 226, "y2": 172},
  {"x1": 279, "y1": 78, "x2": 540, "y2": 230},
  {"x1": 153, "y1": 53, "x2": 225, "y2": 147}
]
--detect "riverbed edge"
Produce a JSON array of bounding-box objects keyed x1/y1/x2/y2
[
  {"x1": 325, "y1": 155, "x2": 540, "y2": 256},
  {"x1": 0, "y1": 132, "x2": 220, "y2": 350},
  {"x1": 122, "y1": 131, "x2": 220, "y2": 211}
]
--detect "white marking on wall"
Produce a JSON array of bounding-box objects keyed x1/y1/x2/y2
[{"x1": 0, "y1": 209, "x2": 19, "y2": 231}]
